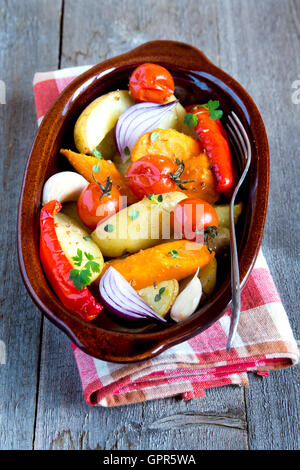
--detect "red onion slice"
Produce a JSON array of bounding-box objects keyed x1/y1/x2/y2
[
  {"x1": 115, "y1": 100, "x2": 178, "y2": 162},
  {"x1": 99, "y1": 267, "x2": 167, "y2": 323}
]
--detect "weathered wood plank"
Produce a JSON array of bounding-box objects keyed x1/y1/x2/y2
[
  {"x1": 34, "y1": 321, "x2": 247, "y2": 450},
  {"x1": 216, "y1": 0, "x2": 300, "y2": 449},
  {"x1": 34, "y1": 0, "x2": 248, "y2": 450},
  {"x1": 0, "y1": 0, "x2": 62, "y2": 449}
]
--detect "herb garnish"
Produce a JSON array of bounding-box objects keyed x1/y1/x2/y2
[
  {"x1": 154, "y1": 287, "x2": 166, "y2": 302},
  {"x1": 184, "y1": 113, "x2": 198, "y2": 128},
  {"x1": 83, "y1": 235, "x2": 92, "y2": 241},
  {"x1": 93, "y1": 148, "x2": 103, "y2": 159},
  {"x1": 169, "y1": 160, "x2": 195, "y2": 190},
  {"x1": 128, "y1": 208, "x2": 139, "y2": 221},
  {"x1": 91, "y1": 169, "x2": 113, "y2": 199},
  {"x1": 104, "y1": 224, "x2": 114, "y2": 232},
  {"x1": 196, "y1": 225, "x2": 218, "y2": 252},
  {"x1": 168, "y1": 249, "x2": 179, "y2": 258},
  {"x1": 186, "y1": 100, "x2": 223, "y2": 125},
  {"x1": 148, "y1": 194, "x2": 163, "y2": 204},
  {"x1": 203, "y1": 100, "x2": 223, "y2": 120},
  {"x1": 69, "y1": 249, "x2": 101, "y2": 290},
  {"x1": 92, "y1": 164, "x2": 101, "y2": 173},
  {"x1": 150, "y1": 131, "x2": 159, "y2": 142}
]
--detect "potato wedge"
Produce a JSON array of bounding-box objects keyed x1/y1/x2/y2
[
  {"x1": 198, "y1": 257, "x2": 217, "y2": 301},
  {"x1": 212, "y1": 227, "x2": 230, "y2": 255},
  {"x1": 158, "y1": 95, "x2": 187, "y2": 131},
  {"x1": 61, "y1": 202, "x2": 92, "y2": 233},
  {"x1": 74, "y1": 90, "x2": 134, "y2": 155},
  {"x1": 137, "y1": 279, "x2": 179, "y2": 317},
  {"x1": 214, "y1": 202, "x2": 243, "y2": 228},
  {"x1": 54, "y1": 212, "x2": 104, "y2": 283},
  {"x1": 92, "y1": 192, "x2": 187, "y2": 258}
]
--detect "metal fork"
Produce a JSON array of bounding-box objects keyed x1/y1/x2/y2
[{"x1": 225, "y1": 112, "x2": 252, "y2": 352}]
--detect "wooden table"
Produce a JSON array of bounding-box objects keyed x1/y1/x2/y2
[{"x1": 0, "y1": 0, "x2": 299, "y2": 450}]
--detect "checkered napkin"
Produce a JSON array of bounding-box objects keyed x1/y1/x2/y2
[{"x1": 33, "y1": 66, "x2": 299, "y2": 407}]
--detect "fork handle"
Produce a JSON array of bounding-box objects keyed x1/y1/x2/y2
[{"x1": 226, "y1": 200, "x2": 241, "y2": 352}]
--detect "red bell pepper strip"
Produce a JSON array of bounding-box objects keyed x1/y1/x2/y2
[
  {"x1": 185, "y1": 104, "x2": 234, "y2": 197},
  {"x1": 40, "y1": 200, "x2": 103, "y2": 321}
]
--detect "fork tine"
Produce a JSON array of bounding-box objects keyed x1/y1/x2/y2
[{"x1": 225, "y1": 112, "x2": 251, "y2": 352}]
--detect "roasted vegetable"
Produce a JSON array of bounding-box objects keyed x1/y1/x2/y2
[
  {"x1": 60, "y1": 148, "x2": 137, "y2": 205},
  {"x1": 74, "y1": 90, "x2": 134, "y2": 155},
  {"x1": 54, "y1": 212, "x2": 104, "y2": 284},
  {"x1": 213, "y1": 202, "x2": 243, "y2": 228},
  {"x1": 40, "y1": 201, "x2": 103, "y2": 321},
  {"x1": 131, "y1": 128, "x2": 203, "y2": 162},
  {"x1": 42, "y1": 171, "x2": 88, "y2": 206},
  {"x1": 92, "y1": 191, "x2": 187, "y2": 258},
  {"x1": 185, "y1": 102, "x2": 235, "y2": 197},
  {"x1": 137, "y1": 279, "x2": 179, "y2": 317},
  {"x1": 177, "y1": 154, "x2": 220, "y2": 204},
  {"x1": 198, "y1": 257, "x2": 217, "y2": 301},
  {"x1": 97, "y1": 240, "x2": 215, "y2": 290},
  {"x1": 179, "y1": 258, "x2": 218, "y2": 304},
  {"x1": 171, "y1": 269, "x2": 202, "y2": 322}
]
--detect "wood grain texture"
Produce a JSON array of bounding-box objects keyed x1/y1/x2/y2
[
  {"x1": 0, "y1": 0, "x2": 62, "y2": 449},
  {"x1": 0, "y1": 0, "x2": 299, "y2": 450}
]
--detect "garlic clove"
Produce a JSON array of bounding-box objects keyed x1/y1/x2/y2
[
  {"x1": 42, "y1": 171, "x2": 89, "y2": 206},
  {"x1": 170, "y1": 268, "x2": 202, "y2": 322}
]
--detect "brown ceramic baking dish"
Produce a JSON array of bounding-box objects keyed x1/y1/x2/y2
[{"x1": 17, "y1": 40, "x2": 269, "y2": 362}]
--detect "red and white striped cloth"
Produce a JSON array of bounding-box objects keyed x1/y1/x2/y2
[{"x1": 33, "y1": 65, "x2": 299, "y2": 407}]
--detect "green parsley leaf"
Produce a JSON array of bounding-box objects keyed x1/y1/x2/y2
[
  {"x1": 154, "y1": 287, "x2": 166, "y2": 302},
  {"x1": 84, "y1": 252, "x2": 94, "y2": 261},
  {"x1": 93, "y1": 148, "x2": 103, "y2": 159},
  {"x1": 85, "y1": 260, "x2": 101, "y2": 273},
  {"x1": 148, "y1": 194, "x2": 163, "y2": 204},
  {"x1": 72, "y1": 248, "x2": 83, "y2": 266},
  {"x1": 175, "y1": 158, "x2": 181, "y2": 165},
  {"x1": 69, "y1": 251, "x2": 101, "y2": 290},
  {"x1": 150, "y1": 131, "x2": 159, "y2": 142},
  {"x1": 204, "y1": 100, "x2": 223, "y2": 120},
  {"x1": 104, "y1": 224, "x2": 114, "y2": 233},
  {"x1": 79, "y1": 268, "x2": 92, "y2": 287},
  {"x1": 83, "y1": 235, "x2": 92, "y2": 241},
  {"x1": 69, "y1": 269, "x2": 83, "y2": 290},
  {"x1": 168, "y1": 249, "x2": 178, "y2": 258},
  {"x1": 128, "y1": 209, "x2": 139, "y2": 221},
  {"x1": 184, "y1": 113, "x2": 198, "y2": 128}
]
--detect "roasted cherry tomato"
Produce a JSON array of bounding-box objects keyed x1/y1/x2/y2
[
  {"x1": 172, "y1": 198, "x2": 219, "y2": 243},
  {"x1": 129, "y1": 63, "x2": 174, "y2": 104},
  {"x1": 125, "y1": 154, "x2": 194, "y2": 200},
  {"x1": 185, "y1": 102, "x2": 234, "y2": 197},
  {"x1": 77, "y1": 177, "x2": 124, "y2": 230}
]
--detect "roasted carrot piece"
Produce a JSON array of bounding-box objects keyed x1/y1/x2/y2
[
  {"x1": 97, "y1": 240, "x2": 214, "y2": 290},
  {"x1": 131, "y1": 128, "x2": 203, "y2": 162},
  {"x1": 60, "y1": 149, "x2": 138, "y2": 205},
  {"x1": 178, "y1": 154, "x2": 220, "y2": 204}
]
